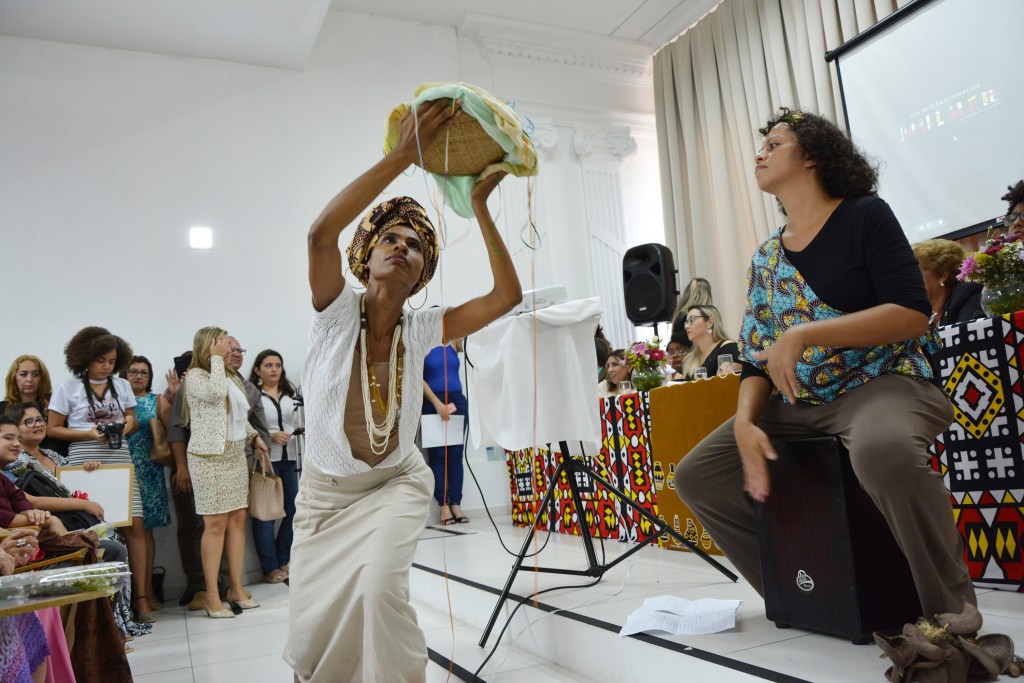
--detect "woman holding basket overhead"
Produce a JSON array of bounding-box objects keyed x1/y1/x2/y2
[{"x1": 284, "y1": 99, "x2": 523, "y2": 682}]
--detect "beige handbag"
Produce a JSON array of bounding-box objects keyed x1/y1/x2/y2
[
  {"x1": 248, "y1": 459, "x2": 286, "y2": 521},
  {"x1": 149, "y1": 418, "x2": 175, "y2": 467}
]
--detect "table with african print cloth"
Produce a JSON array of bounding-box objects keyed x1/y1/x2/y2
[
  {"x1": 930, "y1": 311, "x2": 1024, "y2": 591},
  {"x1": 505, "y1": 391, "x2": 661, "y2": 542}
]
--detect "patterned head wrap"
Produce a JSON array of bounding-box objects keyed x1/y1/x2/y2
[{"x1": 346, "y1": 196, "x2": 438, "y2": 295}]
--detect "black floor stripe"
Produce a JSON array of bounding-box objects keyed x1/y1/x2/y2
[
  {"x1": 427, "y1": 647, "x2": 487, "y2": 683},
  {"x1": 413, "y1": 562, "x2": 814, "y2": 683}
]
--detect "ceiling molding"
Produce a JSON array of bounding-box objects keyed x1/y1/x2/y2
[{"x1": 459, "y1": 14, "x2": 654, "y2": 86}]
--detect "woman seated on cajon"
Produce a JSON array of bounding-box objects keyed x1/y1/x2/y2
[
  {"x1": 283, "y1": 99, "x2": 522, "y2": 683},
  {"x1": 674, "y1": 108, "x2": 975, "y2": 621}
]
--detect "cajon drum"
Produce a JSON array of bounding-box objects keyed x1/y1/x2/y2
[{"x1": 755, "y1": 437, "x2": 923, "y2": 644}]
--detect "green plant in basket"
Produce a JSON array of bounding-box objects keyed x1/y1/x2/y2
[{"x1": 624, "y1": 337, "x2": 668, "y2": 392}]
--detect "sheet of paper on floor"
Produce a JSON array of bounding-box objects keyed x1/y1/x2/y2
[{"x1": 619, "y1": 596, "x2": 742, "y2": 636}]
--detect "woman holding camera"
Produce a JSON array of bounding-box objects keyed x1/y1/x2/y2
[
  {"x1": 247, "y1": 349, "x2": 301, "y2": 584},
  {"x1": 46, "y1": 326, "x2": 155, "y2": 622}
]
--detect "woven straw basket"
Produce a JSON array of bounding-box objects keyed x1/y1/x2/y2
[{"x1": 416, "y1": 113, "x2": 506, "y2": 176}]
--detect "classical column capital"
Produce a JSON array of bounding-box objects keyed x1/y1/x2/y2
[{"x1": 572, "y1": 124, "x2": 637, "y2": 162}]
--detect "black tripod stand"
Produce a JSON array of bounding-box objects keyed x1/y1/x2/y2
[{"x1": 479, "y1": 439, "x2": 739, "y2": 646}]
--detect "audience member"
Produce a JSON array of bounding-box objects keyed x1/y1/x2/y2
[
  {"x1": 421, "y1": 339, "x2": 469, "y2": 525},
  {"x1": 1002, "y1": 179, "x2": 1024, "y2": 238},
  {"x1": 598, "y1": 349, "x2": 631, "y2": 397},
  {"x1": 122, "y1": 356, "x2": 172, "y2": 614},
  {"x1": 248, "y1": 349, "x2": 300, "y2": 583},
  {"x1": 666, "y1": 334, "x2": 691, "y2": 380},
  {"x1": 595, "y1": 325, "x2": 613, "y2": 382},
  {"x1": 45, "y1": 326, "x2": 155, "y2": 622},
  {"x1": 184, "y1": 327, "x2": 261, "y2": 618},
  {"x1": 0, "y1": 417, "x2": 66, "y2": 536},
  {"x1": 1, "y1": 355, "x2": 66, "y2": 456},
  {"x1": 675, "y1": 107, "x2": 974, "y2": 619},
  {"x1": 679, "y1": 304, "x2": 739, "y2": 378},
  {"x1": 164, "y1": 351, "x2": 207, "y2": 608},
  {"x1": 670, "y1": 277, "x2": 714, "y2": 338},
  {"x1": 3, "y1": 404, "x2": 149, "y2": 639},
  {"x1": 912, "y1": 239, "x2": 984, "y2": 326},
  {"x1": 223, "y1": 337, "x2": 272, "y2": 459}
]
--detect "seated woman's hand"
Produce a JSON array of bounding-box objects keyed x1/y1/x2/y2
[
  {"x1": 84, "y1": 500, "x2": 105, "y2": 519},
  {"x1": 734, "y1": 420, "x2": 778, "y2": 503},
  {"x1": 21, "y1": 509, "x2": 51, "y2": 527},
  {"x1": 749, "y1": 327, "x2": 806, "y2": 404},
  {"x1": 83, "y1": 461, "x2": 102, "y2": 472},
  {"x1": 44, "y1": 515, "x2": 67, "y2": 536},
  {"x1": 1, "y1": 528, "x2": 39, "y2": 566},
  {"x1": 0, "y1": 549, "x2": 15, "y2": 576}
]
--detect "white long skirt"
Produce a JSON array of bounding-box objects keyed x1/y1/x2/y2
[{"x1": 283, "y1": 449, "x2": 433, "y2": 683}]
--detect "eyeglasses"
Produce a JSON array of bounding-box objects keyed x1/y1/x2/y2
[
  {"x1": 684, "y1": 315, "x2": 707, "y2": 325},
  {"x1": 668, "y1": 348, "x2": 687, "y2": 356},
  {"x1": 229, "y1": 348, "x2": 246, "y2": 355},
  {"x1": 1004, "y1": 212, "x2": 1024, "y2": 228},
  {"x1": 21, "y1": 416, "x2": 46, "y2": 427},
  {"x1": 126, "y1": 369, "x2": 150, "y2": 377}
]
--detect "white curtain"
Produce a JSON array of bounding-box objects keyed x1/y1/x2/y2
[{"x1": 653, "y1": 0, "x2": 908, "y2": 333}]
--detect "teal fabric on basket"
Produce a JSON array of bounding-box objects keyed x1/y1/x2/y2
[{"x1": 385, "y1": 82, "x2": 538, "y2": 218}]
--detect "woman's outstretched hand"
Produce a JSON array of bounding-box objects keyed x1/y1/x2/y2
[{"x1": 392, "y1": 99, "x2": 460, "y2": 165}]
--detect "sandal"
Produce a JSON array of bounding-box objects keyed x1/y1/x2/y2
[
  {"x1": 440, "y1": 505, "x2": 457, "y2": 526},
  {"x1": 133, "y1": 595, "x2": 157, "y2": 624},
  {"x1": 264, "y1": 569, "x2": 287, "y2": 584},
  {"x1": 449, "y1": 505, "x2": 470, "y2": 524}
]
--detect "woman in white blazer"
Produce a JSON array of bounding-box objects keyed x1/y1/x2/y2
[{"x1": 185, "y1": 326, "x2": 264, "y2": 618}]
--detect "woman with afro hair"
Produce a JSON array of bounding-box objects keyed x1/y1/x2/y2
[{"x1": 47, "y1": 326, "x2": 158, "y2": 622}]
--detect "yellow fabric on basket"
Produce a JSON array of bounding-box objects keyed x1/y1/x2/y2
[{"x1": 385, "y1": 82, "x2": 539, "y2": 218}]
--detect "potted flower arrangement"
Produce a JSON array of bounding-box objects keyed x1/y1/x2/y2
[
  {"x1": 624, "y1": 337, "x2": 669, "y2": 392},
  {"x1": 958, "y1": 233, "x2": 1024, "y2": 316}
]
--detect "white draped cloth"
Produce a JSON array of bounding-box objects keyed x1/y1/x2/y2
[{"x1": 466, "y1": 297, "x2": 602, "y2": 452}]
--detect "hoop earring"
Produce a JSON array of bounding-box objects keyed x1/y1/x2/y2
[{"x1": 407, "y1": 286, "x2": 428, "y2": 311}]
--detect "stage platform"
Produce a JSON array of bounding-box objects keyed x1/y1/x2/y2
[{"x1": 409, "y1": 509, "x2": 1024, "y2": 683}]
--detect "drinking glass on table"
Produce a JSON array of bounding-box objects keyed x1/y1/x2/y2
[
  {"x1": 693, "y1": 368, "x2": 708, "y2": 380},
  {"x1": 717, "y1": 354, "x2": 735, "y2": 377},
  {"x1": 618, "y1": 380, "x2": 634, "y2": 393}
]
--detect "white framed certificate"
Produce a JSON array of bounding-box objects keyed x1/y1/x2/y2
[{"x1": 56, "y1": 464, "x2": 134, "y2": 527}]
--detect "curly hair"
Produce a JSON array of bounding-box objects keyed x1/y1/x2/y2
[
  {"x1": 1001, "y1": 180, "x2": 1024, "y2": 216},
  {"x1": 64, "y1": 327, "x2": 133, "y2": 378},
  {"x1": 912, "y1": 239, "x2": 965, "y2": 286},
  {"x1": 121, "y1": 356, "x2": 154, "y2": 393},
  {"x1": 4, "y1": 355, "x2": 53, "y2": 408},
  {"x1": 759, "y1": 107, "x2": 878, "y2": 202}
]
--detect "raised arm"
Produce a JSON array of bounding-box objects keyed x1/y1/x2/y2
[
  {"x1": 308, "y1": 100, "x2": 459, "y2": 311},
  {"x1": 441, "y1": 173, "x2": 524, "y2": 342}
]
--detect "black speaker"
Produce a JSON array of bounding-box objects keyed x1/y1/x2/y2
[
  {"x1": 755, "y1": 437, "x2": 922, "y2": 644},
  {"x1": 622, "y1": 243, "x2": 677, "y2": 324}
]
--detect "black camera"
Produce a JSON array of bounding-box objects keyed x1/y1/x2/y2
[{"x1": 97, "y1": 422, "x2": 125, "y2": 450}]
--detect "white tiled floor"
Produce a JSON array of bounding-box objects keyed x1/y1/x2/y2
[{"x1": 127, "y1": 512, "x2": 1024, "y2": 682}]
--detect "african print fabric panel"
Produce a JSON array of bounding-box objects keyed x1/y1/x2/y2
[
  {"x1": 503, "y1": 392, "x2": 660, "y2": 542},
  {"x1": 930, "y1": 312, "x2": 1024, "y2": 591}
]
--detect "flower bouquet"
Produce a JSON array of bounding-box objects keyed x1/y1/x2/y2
[
  {"x1": 958, "y1": 233, "x2": 1024, "y2": 316},
  {"x1": 624, "y1": 338, "x2": 669, "y2": 392}
]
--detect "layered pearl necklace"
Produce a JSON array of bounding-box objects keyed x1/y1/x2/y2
[{"x1": 359, "y1": 296, "x2": 404, "y2": 455}]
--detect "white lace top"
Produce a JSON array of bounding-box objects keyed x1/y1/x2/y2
[{"x1": 302, "y1": 286, "x2": 443, "y2": 477}]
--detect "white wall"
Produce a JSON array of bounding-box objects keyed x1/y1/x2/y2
[{"x1": 0, "y1": 9, "x2": 664, "y2": 592}]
